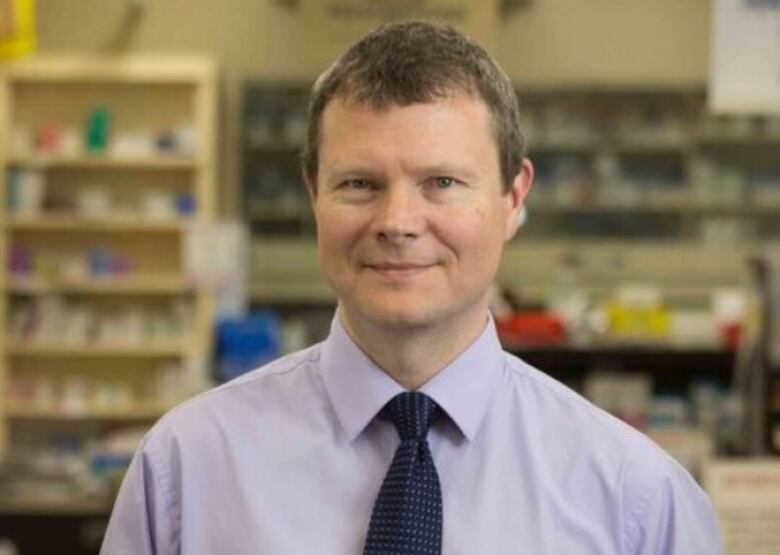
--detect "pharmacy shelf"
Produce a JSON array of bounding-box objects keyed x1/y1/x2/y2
[
  {"x1": 0, "y1": 55, "x2": 217, "y2": 455},
  {"x1": 526, "y1": 202, "x2": 780, "y2": 216},
  {"x1": 512, "y1": 344, "x2": 736, "y2": 390},
  {"x1": 5, "y1": 274, "x2": 193, "y2": 295},
  {"x1": 5, "y1": 341, "x2": 189, "y2": 357},
  {"x1": 6, "y1": 216, "x2": 187, "y2": 233},
  {"x1": 7, "y1": 154, "x2": 198, "y2": 170}
]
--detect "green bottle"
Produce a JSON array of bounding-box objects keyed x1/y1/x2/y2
[{"x1": 86, "y1": 106, "x2": 111, "y2": 153}]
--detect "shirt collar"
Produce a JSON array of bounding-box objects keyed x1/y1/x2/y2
[{"x1": 319, "y1": 312, "x2": 505, "y2": 443}]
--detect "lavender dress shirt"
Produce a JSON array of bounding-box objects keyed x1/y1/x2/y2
[{"x1": 101, "y1": 315, "x2": 723, "y2": 554}]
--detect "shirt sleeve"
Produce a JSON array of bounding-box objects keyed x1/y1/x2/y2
[
  {"x1": 100, "y1": 436, "x2": 179, "y2": 555},
  {"x1": 627, "y1": 461, "x2": 724, "y2": 555}
]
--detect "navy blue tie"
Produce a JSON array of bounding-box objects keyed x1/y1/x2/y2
[{"x1": 364, "y1": 391, "x2": 442, "y2": 555}]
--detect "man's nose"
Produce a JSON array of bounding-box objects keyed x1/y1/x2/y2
[{"x1": 373, "y1": 184, "x2": 425, "y2": 244}]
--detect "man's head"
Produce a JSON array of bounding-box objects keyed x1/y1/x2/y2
[
  {"x1": 302, "y1": 21, "x2": 525, "y2": 192},
  {"x1": 303, "y1": 21, "x2": 533, "y2": 342}
]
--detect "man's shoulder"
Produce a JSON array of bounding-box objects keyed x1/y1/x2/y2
[
  {"x1": 501, "y1": 350, "x2": 683, "y2": 481},
  {"x1": 215, "y1": 342, "x2": 321, "y2": 391},
  {"x1": 500, "y1": 352, "x2": 720, "y2": 551},
  {"x1": 143, "y1": 343, "x2": 324, "y2": 445}
]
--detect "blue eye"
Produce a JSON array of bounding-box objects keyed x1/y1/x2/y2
[
  {"x1": 344, "y1": 179, "x2": 371, "y2": 190},
  {"x1": 433, "y1": 176, "x2": 456, "y2": 189}
]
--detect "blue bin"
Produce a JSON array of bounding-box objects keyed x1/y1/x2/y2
[{"x1": 216, "y1": 311, "x2": 281, "y2": 382}]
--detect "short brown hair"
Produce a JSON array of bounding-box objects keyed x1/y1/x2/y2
[{"x1": 302, "y1": 21, "x2": 526, "y2": 192}]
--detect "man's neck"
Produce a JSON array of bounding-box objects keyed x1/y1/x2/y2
[{"x1": 338, "y1": 306, "x2": 489, "y2": 390}]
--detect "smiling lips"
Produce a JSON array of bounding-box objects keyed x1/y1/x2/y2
[{"x1": 364, "y1": 262, "x2": 436, "y2": 278}]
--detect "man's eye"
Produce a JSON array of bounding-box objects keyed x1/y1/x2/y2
[
  {"x1": 432, "y1": 176, "x2": 457, "y2": 189},
  {"x1": 344, "y1": 179, "x2": 372, "y2": 190}
]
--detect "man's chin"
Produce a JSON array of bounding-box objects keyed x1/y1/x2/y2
[
  {"x1": 343, "y1": 300, "x2": 439, "y2": 331},
  {"x1": 365, "y1": 309, "x2": 433, "y2": 329}
]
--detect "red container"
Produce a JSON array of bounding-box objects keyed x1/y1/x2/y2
[{"x1": 496, "y1": 312, "x2": 566, "y2": 347}]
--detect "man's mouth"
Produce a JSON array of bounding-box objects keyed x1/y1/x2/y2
[{"x1": 364, "y1": 262, "x2": 436, "y2": 277}]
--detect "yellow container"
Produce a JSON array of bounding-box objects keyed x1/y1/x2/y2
[
  {"x1": 606, "y1": 302, "x2": 671, "y2": 341},
  {"x1": 0, "y1": 0, "x2": 36, "y2": 60}
]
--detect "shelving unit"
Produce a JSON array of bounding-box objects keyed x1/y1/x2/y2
[
  {"x1": 242, "y1": 83, "x2": 313, "y2": 236},
  {"x1": 0, "y1": 55, "x2": 217, "y2": 454},
  {"x1": 241, "y1": 84, "x2": 780, "y2": 243}
]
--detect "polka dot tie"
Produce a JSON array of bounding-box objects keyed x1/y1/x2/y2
[{"x1": 364, "y1": 391, "x2": 442, "y2": 555}]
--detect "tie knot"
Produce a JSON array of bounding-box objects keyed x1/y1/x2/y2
[{"x1": 384, "y1": 391, "x2": 439, "y2": 441}]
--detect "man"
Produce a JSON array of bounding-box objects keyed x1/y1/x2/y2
[{"x1": 101, "y1": 22, "x2": 723, "y2": 554}]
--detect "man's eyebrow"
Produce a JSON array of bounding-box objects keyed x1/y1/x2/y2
[
  {"x1": 324, "y1": 166, "x2": 383, "y2": 183},
  {"x1": 411, "y1": 163, "x2": 478, "y2": 181}
]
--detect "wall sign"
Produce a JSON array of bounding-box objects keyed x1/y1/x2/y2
[
  {"x1": 301, "y1": 0, "x2": 500, "y2": 70},
  {"x1": 704, "y1": 460, "x2": 780, "y2": 554},
  {"x1": 710, "y1": 0, "x2": 780, "y2": 113}
]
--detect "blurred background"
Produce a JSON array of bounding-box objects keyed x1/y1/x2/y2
[{"x1": 1, "y1": 0, "x2": 779, "y2": 553}]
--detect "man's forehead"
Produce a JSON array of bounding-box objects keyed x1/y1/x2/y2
[
  {"x1": 320, "y1": 94, "x2": 494, "y2": 138},
  {"x1": 324, "y1": 86, "x2": 483, "y2": 116},
  {"x1": 316, "y1": 90, "x2": 501, "y2": 179}
]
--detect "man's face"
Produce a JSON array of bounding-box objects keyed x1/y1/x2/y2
[{"x1": 306, "y1": 92, "x2": 533, "y2": 334}]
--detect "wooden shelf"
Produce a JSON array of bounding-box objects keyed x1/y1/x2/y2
[
  {"x1": 6, "y1": 274, "x2": 192, "y2": 295},
  {"x1": 5, "y1": 340, "x2": 188, "y2": 357},
  {"x1": 0, "y1": 54, "x2": 217, "y2": 458},
  {"x1": 0, "y1": 495, "x2": 111, "y2": 516},
  {"x1": 1, "y1": 54, "x2": 215, "y2": 84},
  {"x1": 5, "y1": 404, "x2": 167, "y2": 421},
  {"x1": 6, "y1": 216, "x2": 188, "y2": 232},
  {"x1": 8, "y1": 154, "x2": 199, "y2": 170}
]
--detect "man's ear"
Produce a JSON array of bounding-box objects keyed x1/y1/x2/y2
[
  {"x1": 504, "y1": 158, "x2": 534, "y2": 240},
  {"x1": 303, "y1": 169, "x2": 318, "y2": 206}
]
